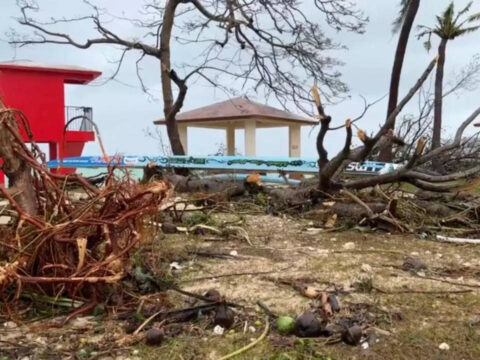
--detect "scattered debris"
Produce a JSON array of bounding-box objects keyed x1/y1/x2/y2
[
  {"x1": 277, "y1": 316, "x2": 295, "y2": 335},
  {"x1": 204, "y1": 289, "x2": 222, "y2": 302},
  {"x1": 162, "y1": 222, "x2": 178, "y2": 234},
  {"x1": 1, "y1": 108, "x2": 480, "y2": 359},
  {"x1": 213, "y1": 325, "x2": 225, "y2": 336},
  {"x1": 342, "y1": 325, "x2": 362, "y2": 346},
  {"x1": 169, "y1": 262, "x2": 183, "y2": 271},
  {"x1": 214, "y1": 304, "x2": 235, "y2": 329},
  {"x1": 436, "y1": 235, "x2": 480, "y2": 245},
  {"x1": 321, "y1": 292, "x2": 334, "y2": 319},
  {"x1": 0, "y1": 215, "x2": 11, "y2": 225},
  {"x1": 438, "y1": 342, "x2": 450, "y2": 351},
  {"x1": 402, "y1": 257, "x2": 427, "y2": 272},
  {"x1": 328, "y1": 294, "x2": 340, "y2": 313},
  {"x1": 300, "y1": 285, "x2": 320, "y2": 299},
  {"x1": 294, "y1": 312, "x2": 323, "y2": 338},
  {"x1": 145, "y1": 327, "x2": 165, "y2": 346}
]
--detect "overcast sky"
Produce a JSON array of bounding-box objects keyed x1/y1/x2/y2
[{"x1": 1, "y1": 0, "x2": 479, "y2": 158}]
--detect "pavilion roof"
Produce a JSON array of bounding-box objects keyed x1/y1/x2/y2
[{"x1": 153, "y1": 97, "x2": 316, "y2": 126}]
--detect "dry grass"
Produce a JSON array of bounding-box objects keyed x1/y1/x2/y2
[
  {"x1": 3, "y1": 212, "x2": 480, "y2": 359},
  {"x1": 136, "y1": 213, "x2": 480, "y2": 360}
]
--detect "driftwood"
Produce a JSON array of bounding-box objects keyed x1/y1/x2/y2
[{"x1": 436, "y1": 235, "x2": 480, "y2": 245}]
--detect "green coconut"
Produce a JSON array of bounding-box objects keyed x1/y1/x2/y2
[{"x1": 277, "y1": 315, "x2": 295, "y2": 334}]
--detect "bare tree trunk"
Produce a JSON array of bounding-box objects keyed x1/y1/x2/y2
[
  {"x1": 432, "y1": 38, "x2": 447, "y2": 171},
  {"x1": 433, "y1": 38, "x2": 447, "y2": 151},
  {"x1": 0, "y1": 99, "x2": 37, "y2": 215},
  {"x1": 160, "y1": 0, "x2": 185, "y2": 155},
  {"x1": 378, "y1": 0, "x2": 420, "y2": 162}
]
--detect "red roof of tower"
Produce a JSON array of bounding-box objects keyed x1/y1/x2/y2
[{"x1": 0, "y1": 61, "x2": 101, "y2": 84}]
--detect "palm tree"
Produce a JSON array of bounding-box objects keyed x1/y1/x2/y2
[
  {"x1": 379, "y1": 0, "x2": 421, "y2": 162},
  {"x1": 418, "y1": 2, "x2": 480, "y2": 155}
]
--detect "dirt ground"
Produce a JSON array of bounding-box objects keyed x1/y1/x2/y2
[{"x1": 2, "y1": 213, "x2": 480, "y2": 360}]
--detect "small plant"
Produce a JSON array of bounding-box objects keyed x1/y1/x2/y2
[
  {"x1": 182, "y1": 211, "x2": 217, "y2": 227},
  {"x1": 255, "y1": 192, "x2": 269, "y2": 206},
  {"x1": 354, "y1": 277, "x2": 374, "y2": 293}
]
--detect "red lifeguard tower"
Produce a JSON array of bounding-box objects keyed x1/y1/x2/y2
[{"x1": 0, "y1": 61, "x2": 101, "y2": 183}]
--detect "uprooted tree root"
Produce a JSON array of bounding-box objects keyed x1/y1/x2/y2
[{"x1": 0, "y1": 108, "x2": 170, "y2": 320}]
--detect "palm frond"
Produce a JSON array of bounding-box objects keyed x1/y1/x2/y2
[
  {"x1": 455, "y1": 11, "x2": 480, "y2": 29},
  {"x1": 456, "y1": 25, "x2": 480, "y2": 36},
  {"x1": 442, "y1": 2, "x2": 455, "y2": 25},
  {"x1": 392, "y1": 0, "x2": 411, "y2": 33},
  {"x1": 467, "y1": 12, "x2": 480, "y2": 22},
  {"x1": 420, "y1": 1, "x2": 480, "y2": 41},
  {"x1": 416, "y1": 25, "x2": 433, "y2": 39},
  {"x1": 454, "y1": 1, "x2": 473, "y2": 24}
]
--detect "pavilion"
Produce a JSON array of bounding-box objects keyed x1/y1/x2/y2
[{"x1": 153, "y1": 97, "x2": 317, "y2": 156}]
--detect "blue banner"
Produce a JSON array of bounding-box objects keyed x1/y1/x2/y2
[{"x1": 47, "y1": 155, "x2": 401, "y2": 176}]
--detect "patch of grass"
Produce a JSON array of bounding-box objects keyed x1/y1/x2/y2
[
  {"x1": 255, "y1": 192, "x2": 269, "y2": 206},
  {"x1": 353, "y1": 277, "x2": 374, "y2": 293},
  {"x1": 182, "y1": 211, "x2": 218, "y2": 227},
  {"x1": 135, "y1": 335, "x2": 340, "y2": 360}
]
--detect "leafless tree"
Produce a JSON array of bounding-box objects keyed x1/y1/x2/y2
[
  {"x1": 10, "y1": 0, "x2": 367, "y2": 155},
  {"x1": 314, "y1": 57, "x2": 480, "y2": 194},
  {"x1": 392, "y1": 54, "x2": 480, "y2": 165}
]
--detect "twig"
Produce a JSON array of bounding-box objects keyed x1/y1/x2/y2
[
  {"x1": 374, "y1": 185, "x2": 391, "y2": 202},
  {"x1": 133, "y1": 314, "x2": 165, "y2": 335},
  {"x1": 256, "y1": 301, "x2": 278, "y2": 318},
  {"x1": 413, "y1": 274, "x2": 480, "y2": 289},
  {"x1": 340, "y1": 189, "x2": 374, "y2": 217},
  {"x1": 179, "y1": 267, "x2": 290, "y2": 283},
  {"x1": 218, "y1": 317, "x2": 269, "y2": 360},
  {"x1": 187, "y1": 250, "x2": 245, "y2": 260},
  {"x1": 331, "y1": 249, "x2": 407, "y2": 256},
  {"x1": 372, "y1": 285, "x2": 472, "y2": 294}
]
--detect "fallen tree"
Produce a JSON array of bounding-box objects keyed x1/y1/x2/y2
[
  {"x1": 0, "y1": 100, "x2": 36, "y2": 214},
  {"x1": 314, "y1": 57, "x2": 480, "y2": 194},
  {"x1": 0, "y1": 108, "x2": 170, "y2": 319}
]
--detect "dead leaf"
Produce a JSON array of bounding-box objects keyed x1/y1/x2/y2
[
  {"x1": 246, "y1": 173, "x2": 263, "y2": 186},
  {"x1": 106, "y1": 254, "x2": 123, "y2": 274},
  {"x1": 321, "y1": 292, "x2": 333, "y2": 318},
  {"x1": 76, "y1": 238, "x2": 87, "y2": 272},
  {"x1": 301, "y1": 285, "x2": 319, "y2": 299},
  {"x1": 325, "y1": 214, "x2": 338, "y2": 228}
]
